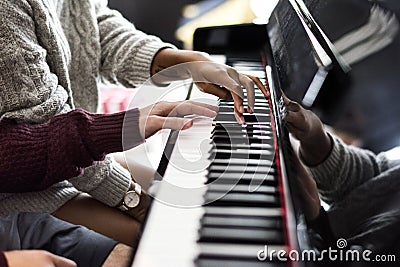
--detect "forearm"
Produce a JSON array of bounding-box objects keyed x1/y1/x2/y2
[
  {"x1": 0, "y1": 109, "x2": 143, "y2": 193},
  {"x1": 151, "y1": 48, "x2": 211, "y2": 76},
  {"x1": 299, "y1": 129, "x2": 333, "y2": 166},
  {"x1": 307, "y1": 135, "x2": 389, "y2": 204}
]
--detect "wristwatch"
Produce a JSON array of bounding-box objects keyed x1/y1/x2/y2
[{"x1": 118, "y1": 182, "x2": 142, "y2": 211}]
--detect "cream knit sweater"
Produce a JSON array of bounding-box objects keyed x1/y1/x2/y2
[{"x1": 0, "y1": 0, "x2": 173, "y2": 214}]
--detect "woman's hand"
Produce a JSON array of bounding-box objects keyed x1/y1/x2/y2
[
  {"x1": 151, "y1": 49, "x2": 269, "y2": 123},
  {"x1": 138, "y1": 100, "x2": 218, "y2": 139},
  {"x1": 4, "y1": 250, "x2": 76, "y2": 267},
  {"x1": 282, "y1": 94, "x2": 332, "y2": 166}
]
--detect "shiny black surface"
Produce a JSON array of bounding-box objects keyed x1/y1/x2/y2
[{"x1": 303, "y1": 0, "x2": 400, "y2": 152}]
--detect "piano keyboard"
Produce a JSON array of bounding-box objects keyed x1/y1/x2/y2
[{"x1": 131, "y1": 62, "x2": 293, "y2": 267}]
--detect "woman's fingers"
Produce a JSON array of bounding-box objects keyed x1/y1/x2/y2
[
  {"x1": 238, "y1": 74, "x2": 255, "y2": 113},
  {"x1": 143, "y1": 116, "x2": 193, "y2": 138},
  {"x1": 249, "y1": 75, "x2": 270, "y2": 98},
  {"x1": 159, "y1": 116, "x2": 193, "y2": 131},
  {"x1": 196, "y1": 82, "x2": 232, "y2": 100},
  {"x1": 151, "y1": 101, "x2": 217, "y2": 117},
  {"x1": 170, "y1": 101, "x2": 218, "y2": 117},
  {"x1": 141, "y1": 100, "x2": 218, "y2": 138}
]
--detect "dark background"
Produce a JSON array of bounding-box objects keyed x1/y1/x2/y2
[{"x1": 108, "y1": 0, "x2": 200, "y2": 48}]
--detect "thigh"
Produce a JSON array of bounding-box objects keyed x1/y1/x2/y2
[
  {"x1": 0, "y1": 213, "x2": 22, "y2": 250},
  {"x1": 16, "y1": 212, "x2": 118, "y2": 267},
  {"x1": 0, "y1": 212, "x2": 117, "y2": 267},
  {"x1": 53, "y1": 193, "x2": 141, "y2": 246}
]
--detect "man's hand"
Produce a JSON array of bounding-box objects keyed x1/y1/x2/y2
[
  {"x1": 282, "y1": 94, "x2": 332, "y2": 166},
  {"x1": 292, "y1": 151, "x2": 321, "y2": 221},
  {"x1": 151, "y1": 49, "x2": 269, "y2": 124},
  {"x1": 4, "y1": 250, "x2": 76, "y2": 267},
  {"x1": 138, "y1": 100, "x2": 218, "y2": 139}
]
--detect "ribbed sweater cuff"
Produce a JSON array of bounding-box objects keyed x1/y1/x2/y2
[
  {"x1": 0, "y1": 252, "x2": 8, "y2": 267},
  {"x1": 308, "y1": 135, "x2": 344, "y2": 190},
  {"x1": 133, "y1": 40, "x2": 177, "y2": 83},
  {"x1": 88, "y1": 108, "x2": 144, "y2": 156},
  {"x1": 89, "y1": 160, "x2": 132, "y2": 206}
]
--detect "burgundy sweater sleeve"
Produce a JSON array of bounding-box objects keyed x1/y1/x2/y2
[
  {"x1": 0, "y1": 108, "x2": 143, "y2": 193},
  {"x1": 0, "y1": 251, "x2": 7, "y2": 267}
]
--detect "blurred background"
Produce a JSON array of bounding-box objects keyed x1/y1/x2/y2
[{"x1": 108, "y1": 0, "x2": 278, "y2": 49}]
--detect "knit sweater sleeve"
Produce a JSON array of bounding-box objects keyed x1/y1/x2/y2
[
  {"x1": 0, "y1": 108, "x2": 143, "y2": 193},
  {"x1": 0, "y1": 1, "x2": 71, "y2": 124},
  {"x1": 307, "y1": 135, "x2": 390, "y2": 204},
  {"x1": 94, "y1": 0, "x2": 176, "y2": 87}
]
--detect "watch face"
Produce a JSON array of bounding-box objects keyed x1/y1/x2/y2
[{"x1": 124, "y1": 191, "x2": 140, "y2": 208}]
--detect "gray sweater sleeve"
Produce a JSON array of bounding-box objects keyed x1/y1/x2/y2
[
  {"x1": 307, "y1": 135, "x2": 390, "y2": 204},
  {"x1": 94, "y1": 0, "x2": 177, "y2": 87},
  {"x1": 0, "y1": 1, "x2": 71, "y2": 123}
]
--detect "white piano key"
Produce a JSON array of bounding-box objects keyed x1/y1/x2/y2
[{"x1": 132, "y1": 89, "x2": 217, "y2": 267}]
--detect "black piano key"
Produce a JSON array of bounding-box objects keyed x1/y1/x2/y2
[
  {"x1": 212, "y1": 136, "x2": 273, "y2": 144},
  {"x1": 215, "y1": 113, "x2": 270, "y2": 123},
  {"x1": 207, "y1": 171, "x2": 277, "y2": 180},
  {"x1": 204, "y1": 206, "x2": 282, "y2": 218},
  {"x1": 210, "y1": 159, "x2": 273, "y2": 168},
  {"x1": 213, "y1": 124, "x2": 272, "y2": 132},
  {"x1": 243, "y1": 95, "x2": 269, "y2": 102},
  {"x1": 220, "y1": 100, "x2": 269, "y2": 106},
  {"x1": 204, "y1": 192, "x2": 280, "y2": 207},
  {"x1": 218, "y1": 106, "x2": 270, "y2": 113},
  {"x1": 211, "y1": 143, "x2": 273, "y2": 150},
  {"x1": 206, "y1": 173, "x2": 277, "y2": 186},
  {"x1": 207, "y1": 183, "x2": 277, "y2": 194},
  {"x1": 211, "y1": 158, "x2": 274, "y2": 166},
  {"x1": 210, "y1": 152, "x2": 274, "y2": 160},
  {"x1": 218, "y1": 106, "x2": 269, "y2": 113},
  {"x1": 210, "y1": 142, "x2": 273, "y2": 151},
  {"x1": 212, "y1": 132, "x2": 273, "y2": 139},
  {"x1": 214, "y1": 121, "x2": 272, "y2": 126},
  {"x1": 212, "y1": 133, "x2": 272, "y2": 139},
  {"x1": 244, "y1": 114, "x2": 270, "y2": 123},
  {"x1": 209, "y1": 154, "x2": 273, "y2": 161},
  {"x1": 212, "y1": 131, "x2": 272, "y2": 139},
  {"x1": 197, "y1": 243, "x2": 286, "y2": 262},
  {"x1": 208, "y1": 165, "x2": 275, "y2": 173},
  {"x1": 201, "y1": 214, "x2": 282, "y2": 229},
  {"x1": 206, "y1": 178, "x2": 277, "y2": 187},
  {"x1": 198, "y1": 227, "x2": 284, "y2": 244},
  {"x1": 212, "y1": 140, "x2": 274, "y2": 149},
  {"x1": 209, "y1": 149, "x2": 274, "y2": 158}
]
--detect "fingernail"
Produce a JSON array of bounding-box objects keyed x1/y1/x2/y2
[{"x1": 181, "y1": 119, "x2": 192, "y2": 130}]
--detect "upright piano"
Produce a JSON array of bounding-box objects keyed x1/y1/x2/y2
[{"x1": 129, "y1": 0, "x2": 399, "y2": 266}]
